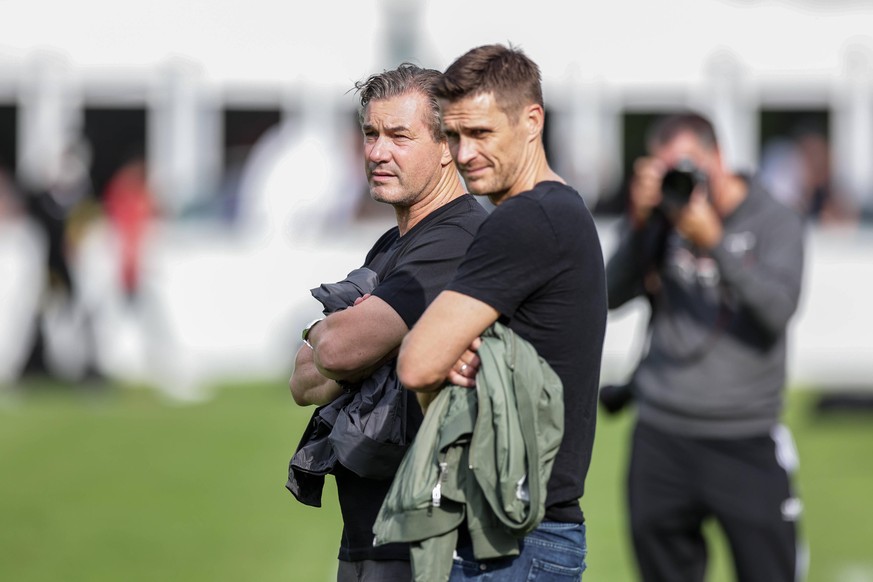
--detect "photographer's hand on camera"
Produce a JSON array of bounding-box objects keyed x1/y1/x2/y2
[
  {"x1": 674, "y1": 190, "x2": 724, "y2": 250},
  {"x1": 629, "y1": 157, "x2": 667, "y2": 228},
  {"x1": 630, "y1": 154, "x2": 724, "y2": 250}
]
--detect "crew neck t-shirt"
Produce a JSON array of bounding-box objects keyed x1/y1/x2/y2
[
  {"x1": 335, "y1": 194, "x2": 488, "y2": 561},
  {"x1": 447, "y1": 181, "x2": 607, "y2": 524}
]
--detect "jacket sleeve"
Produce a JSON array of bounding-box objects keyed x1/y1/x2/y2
[
  {"x1": 710, "y1": 208, "x2": 805, "y2": 339},
  {"x1": 605, "y1": 214, "x2": 670, "y2": 310}
]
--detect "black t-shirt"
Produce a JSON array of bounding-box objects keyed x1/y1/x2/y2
[
  {"x1": 447, "y1": 181, "x2": 607, "y2": 523},
  {"x1": 335, "y1": 194, "x2": 488, "y2": 561}
]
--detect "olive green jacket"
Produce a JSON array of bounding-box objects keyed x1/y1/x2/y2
[{"x1": 372, "y1": 322, "x2": 564, "y2": 582}]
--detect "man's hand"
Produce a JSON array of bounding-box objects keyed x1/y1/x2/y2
[
  {"x1": 352, "y1": 293, "x2": 372, "y2": 307},
  {"x1": 415, "y1": 338, "x2": 481, "y2": 414},
  {"x1": 398, "y1": 291, "x2": 499, "y2": 393},
  {"x1": 446, "y1": 337, "x2": 481, "y2": 388},
  {"x1": 629, "y1": 157, "x2": 667, "y2": 227},
  {"x1": 675, "y1": 190, "x2": 724, "y2": 250}
]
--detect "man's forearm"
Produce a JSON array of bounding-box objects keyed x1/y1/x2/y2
[
  {"x1": 314, "y1": 346, "x2": 399, "y2": 384},
  {"x1": 398, "y1": 291, "x2": 498, "y2": 391},
  {"x1": 305, "y1": 295, "x2": 408, "y2": 380},
  {"x1": 607, "y1": 225, "x2": 651, "y2": 309},
  {"x1": 289, "y1": 345, "x2": 345, "y2": 406},
  {"x1": 710, "y1": 240, "x2": 803, "y2": 338}
]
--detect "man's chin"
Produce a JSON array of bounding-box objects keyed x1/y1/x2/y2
[
  {"x1": 369, "y1": 186, "x2": 395, "y2": 203},
  {"x1": 462, "y1": 175, "x2": 485, "y2": 194},
  {"x1": 371, "y1": 189, "x2": 415, "y2": 207},
  {"x1": 465, "y1": 181, "x2": 494, "y2": 197}
]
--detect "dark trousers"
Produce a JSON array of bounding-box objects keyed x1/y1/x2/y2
[
  {"x1": 336, "y1": 559, "x2": 411, "y2": 582},
  {"x1": 628, "y1": 422, "x2": 804, "y2": 582}
]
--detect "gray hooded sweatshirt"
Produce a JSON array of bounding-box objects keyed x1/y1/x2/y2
[{"x1": 606, "y1": 178, "x2": 805, "y2": 438}]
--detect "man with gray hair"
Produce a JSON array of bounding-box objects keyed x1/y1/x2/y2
[{"x1": 288, "y1": 63, "x2": 487, "y2": 581}]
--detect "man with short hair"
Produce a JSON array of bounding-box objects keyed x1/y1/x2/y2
[
  {"x1": 604, "y1": 111, "x2": 806, "y2": 582},
  {"x1": 288, "y1": 63, "x2": 488, "y2": 582},
  {"x1": 398, "y1": 44, "x2": 607, "y2": 580}
]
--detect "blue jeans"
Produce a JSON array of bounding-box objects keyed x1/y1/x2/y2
[{"x1": 450, "y1": 521, "x2": 587, "y2": 581}]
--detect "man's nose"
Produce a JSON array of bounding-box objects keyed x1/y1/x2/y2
[
  {"x1": 367, "y1": 137, "x2": 390, "y2": 162},
  {"x1": 454, "y1": 137, "x2": 476, "y2": 166}
]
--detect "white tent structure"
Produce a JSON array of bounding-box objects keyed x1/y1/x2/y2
[
  {"x1": 3, "y1": 0, "x2": 873, "y2": 208},
  {"x1": 1, "y1": 0, "x2": 872, "y2": 398}
]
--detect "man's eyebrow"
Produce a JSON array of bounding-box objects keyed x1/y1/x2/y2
[
  {"x1": 384, "y1": 124, "x2": 411, "y2": 133},
  {"x1": 361, "y1": 123, "x2": 411, "y2": 134}
]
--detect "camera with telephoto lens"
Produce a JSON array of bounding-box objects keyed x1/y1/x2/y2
[{"x1": 659, "y1": 159, "x2": 705, "y2": 211}]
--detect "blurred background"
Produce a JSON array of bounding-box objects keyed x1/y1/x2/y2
[{"x1": 1, "y1": 1, "x2": 871, "y2": 581}]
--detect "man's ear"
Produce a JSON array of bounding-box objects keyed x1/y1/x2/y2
[
  {"x1": 526, "y1": 103, "x2": 545, "y2": 143},
  {"x1": 441, "y1": 139, "x2": 455, "y2": 166}
]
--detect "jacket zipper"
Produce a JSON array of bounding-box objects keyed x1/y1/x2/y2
[{"x1": 431, "y1": 461, "x2": 448, "y2": 507}]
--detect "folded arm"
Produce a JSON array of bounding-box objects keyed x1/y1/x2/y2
[
  {"x1": 397, "y1": 290, "x2": 499, "y2": 393},
  {"x1": 710, "y1": 221, "x2": 804, "y2": 338},
  {"x1": 289, "y1": 343, "x2": 344, "y2": 406},
  {"x1": 289, "y1": 294, "x2": 408, "y2": 406}
]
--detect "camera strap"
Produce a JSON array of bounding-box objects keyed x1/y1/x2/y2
[{"x1": 656, "y1": 279, "x2": 731, "y2": 364}]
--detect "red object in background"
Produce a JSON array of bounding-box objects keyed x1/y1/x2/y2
[{"x1": 102, "y1": 159, "x2": 153, "y2": 296}]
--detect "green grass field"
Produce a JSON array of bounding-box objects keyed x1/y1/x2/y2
[{"x1": 1, "y1": 379, "x2": 871, "y2": 581}]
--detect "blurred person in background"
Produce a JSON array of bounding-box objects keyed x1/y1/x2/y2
[
  {"x1": 602, "y1": 112, "x2": 807, "y2": 582},
  {"x1": 792, "y1": 126, "x2": 858, "y2": 226},
  {"x1": 102, "y1": 152, "x2": 155, "y2": 302},
  {"x1": 20, "y1": 138, "x2": 104, "y2": 382},
  {"x1": 759, "y1": 124, "x2": 858, "y2": 227},
  {"x1": 287, "y1": 63, "x2": 488, "y2": 582},
  {"x1": 397, "y1": 43, "x2": 606, "y2": 580}
]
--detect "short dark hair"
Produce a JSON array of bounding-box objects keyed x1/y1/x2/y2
[
  {"x1": 353, "y1": 63, "x2": 444, "y2": 142},
  {"x1": 436, "y1": 43, "x2": 543, "y2": 123},
  {"x1": 647, "y1": 112, "x2": 719, "y2": 152}
]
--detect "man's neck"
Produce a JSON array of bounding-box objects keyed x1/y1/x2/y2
[
  {"x1": 489, "y1": 146, "x2": 564, "y2": 206},
  {"x1": 395, "y1": 174, "x2": 465, "y2": 236}
]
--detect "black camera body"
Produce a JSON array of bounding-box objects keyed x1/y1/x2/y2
[{"x1": 660, "y1": 160, "x2": 706, "y2": 211}]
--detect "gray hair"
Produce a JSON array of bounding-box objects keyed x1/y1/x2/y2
[{"x1": 353, "y1": 63, "x2": 444, "y2": 142}]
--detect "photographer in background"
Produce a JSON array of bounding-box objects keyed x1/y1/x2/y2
[{"x1": 603, "y1": 112, "x2": 807, "y2": 582}]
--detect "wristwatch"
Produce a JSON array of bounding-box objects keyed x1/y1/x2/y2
[{"x1": 301, "y1": 317, "x2": 324, "y2": 349}]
